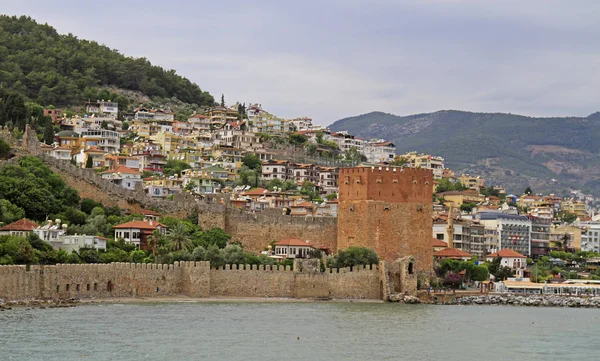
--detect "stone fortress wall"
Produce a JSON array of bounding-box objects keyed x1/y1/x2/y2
[{"x1": 0, "y1": 259, "x2": 415, "y2": 302}]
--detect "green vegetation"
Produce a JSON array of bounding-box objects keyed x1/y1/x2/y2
[
  {"x1": 0, "y1": 15, "x2": 213, "y2": 107},
  {"x1": 436, "y1": 178, "x2": 468, "y2": 193},
  {"x1": 0, "y1": 157, "x2": 79, "y2": 221},
  {"x1": 389, "y1": 156, "x2": 409, "y2": 167},
  {"x1": 163, "y1": 159, "x2": 191, "y2": 177},
  {"x1": 326, "y1": 247, "x2": 379, "y2": 268},
  {"x1": 436, "y1": 258, "x2": 490, "y2": 285},
  {"x1": 0, "y1": 139, "x2": 11, "y2": 159},
  {"x1": 241, "y1": 153, "x2": 262, "y2": 172},
  {"x1": 288, "y1": 133, "x2": 308, "y2": 146}
]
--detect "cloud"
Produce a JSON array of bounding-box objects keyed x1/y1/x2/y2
[{"x1": 3, "y1": 0, "x2": 600, "y2": 124}]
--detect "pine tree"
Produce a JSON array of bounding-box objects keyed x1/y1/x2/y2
[
  {"x1": 85, "y1": 156, "x2": 93, "y2": 168},
  {"x1": 220, "y1": 94, "x2": 225, "y2": 107},
  {"x1": 43, "y1": 119, "x2": 54, "y2": 145}
]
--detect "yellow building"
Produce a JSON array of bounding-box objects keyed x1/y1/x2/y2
[
  {"x1": 437, "y1": 190, "x2": 484, "y2": 207},
  {"x1": 458, "y1": 174, "x2": 485, "y2": 191},
  {"x1": 152, "y1": 132, "x2": 182, "y2": 155},
  {"x1": 550, "y1": 225, "x2": 582, "y2": 251},
  {"x1": 561, "y1": 200, "x2": 588, "y2": 218}
]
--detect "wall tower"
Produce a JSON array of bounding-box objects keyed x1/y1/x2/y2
[{"x1": 337, "y1": 166, "x2": 433, "y2": 274}]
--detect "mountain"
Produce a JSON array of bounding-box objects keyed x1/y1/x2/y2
[
  {"x1": 330, "y1": 110, "x2": 600, "y2": 197},
  {"x1": 0, "y1": 15, "x2": 214, "y2": 109}
]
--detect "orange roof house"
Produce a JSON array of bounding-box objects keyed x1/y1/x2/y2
[
  {"x1": 273, "y1": 239, "x2": 314, "y2": 259},
  {"x1": 432, "y1": 238, "x2": 448, "y2": 252},
  {"x1": 0, "y1": 219, "x2": 39, "y2": 236},
  {"x1": 113, "y1": 220, "x2": 167, "y2": 251},
  {"x1": 434, "y1": 248, "x2": 473, "y2": 261}
]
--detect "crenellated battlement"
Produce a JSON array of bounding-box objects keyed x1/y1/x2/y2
[{"x1": 0, "y1": 260, "x2": 387, "y2": 301}]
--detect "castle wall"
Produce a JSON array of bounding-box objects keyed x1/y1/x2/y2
[
  {"x1": 209, "y1": 264, "x2": 296, "y2": 297},
  {"x1": 220, "y1": 208, "x2": 338, "y2": 253},
  {"x1": 0, "y1": 262, "x2": 385, "y2": 302}
]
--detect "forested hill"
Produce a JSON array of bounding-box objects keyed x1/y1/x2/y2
[
  {"x1": 0, "y1": 15, "x2": 214, "y2": 107},
  {"x1": 330, "y1": 110, "x2": 600, "y2": 196}
]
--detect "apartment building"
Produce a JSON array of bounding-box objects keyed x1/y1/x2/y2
[{"x1": 401, "y1": 151, "x2": 445, "y2": 179}]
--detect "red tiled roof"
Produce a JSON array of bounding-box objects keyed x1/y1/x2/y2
[
  {"x1": 486, "y1": 249, "x2": 527, "y2": 259},
  {"x1": 113, "y1": 220, "x2": 166, "y2": 230},
  {"x1": 0, "y1": 219, "x2": 39, "y2": 231},
  {"x1": 243, "y1": 188, "x2": 268, "y2": 196},
  {"x1": 293, "y1": 202, "x2": 315, "y2": 208},
  {"x1": 434, "y1": 248, "x2": 472, "y2": 258},
  {"x1": 274, "y1": 238, "x2": 313, "y2": 247},
  {"x1": 432, "y1": 238, "x2": 448, "y2": 248},
  {"x1": 101, "y1": 166, "x2": 141, "y2": 175}
]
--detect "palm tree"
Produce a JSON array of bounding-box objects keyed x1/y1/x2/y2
[
  {"x1": 147, "y1": 229, "x2": 165, "y2": 257},
  {"x1": 167, "y1": 223, "x2": 191, "y2": 251}
]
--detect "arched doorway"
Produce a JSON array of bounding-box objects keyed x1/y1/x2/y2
[{"x1": 107, "y1": 280, "x2": 114, "y2": 292}]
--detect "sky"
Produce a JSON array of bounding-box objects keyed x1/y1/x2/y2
[{"x1": 3, "y1": 0, "x2": 600, "y2": 125}]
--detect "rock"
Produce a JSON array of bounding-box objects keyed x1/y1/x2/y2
[{"x1": 402, "y1": 295, "x2": 421, "y2": 304}]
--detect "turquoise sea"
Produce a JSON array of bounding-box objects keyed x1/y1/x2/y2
[{"x1": 1, "y1": 302, "x2": 599, "y2": 361}]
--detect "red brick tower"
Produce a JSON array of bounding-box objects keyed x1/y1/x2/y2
[{"x1": 337, "y1": 166, "x2": 433, "y2": 274}]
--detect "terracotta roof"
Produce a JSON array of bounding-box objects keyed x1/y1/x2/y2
[
  {"x1": 434, "y1": 248, "x2": 472, "y2": 258},
  {"x1": 432, "y1": 238, "x2": 448, "y2": 248},
  {"x1": 101, "y1": 166, "x2": 141, "y2": 175},
  {"x1": 486, "y1": 249, "x2": 527, "y2": 259},
  {"x1": 243, "y1": 188, "x2": 269, "y2": 196},
  {"x1": 293, "y1": 202, "x2": 315, "y2": 208},
  {"x1": 274, "y1": 238, "x2": 313, "y2": 247},
  {"x1": 0, "y1": 219, "x2": 39, "y2": 231},
  {"x1": 113, "y1": 220, "x2": 166, "y2": 230}
]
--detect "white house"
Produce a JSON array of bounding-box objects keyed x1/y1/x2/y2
[
  {"x1": 50, "y1": 235, "x2": 107, "y2": 253},
  {"x1": 273, "y1": 238, "x2": 314, "y2": 259},
  {"x1": 486, "y1": 248, "x2": 527, "y2": 269},
  {"x1": 33, "y1": 220, "x2": 67, "y2": 242},
  {"x1": 113, "y1": 220, "x2": 167, "y2": 251},
  {"x1": 101, "y1": 166, "x2": 142, "y2": 190}
]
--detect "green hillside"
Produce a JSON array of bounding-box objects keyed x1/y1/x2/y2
[
  {"x1": 330, "y1": 110, "x2": 600, "y2": 196},
  {"x1": 0, "y1": 15, "x2": 214, "y2": 109}
]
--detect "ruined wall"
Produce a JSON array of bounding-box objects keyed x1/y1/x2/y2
[
  {"x1": 0, "y1": 262, "x2": 384, "y2": 301},
  {"x1": 338, "y1": 167, "x2": 433, "y2": 274},
  {"x1": 38, "y1": 153, "x2": 197, "y2": 215}
]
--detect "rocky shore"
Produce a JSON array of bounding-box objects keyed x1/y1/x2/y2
[
  {"x1": 453, "y1": 294, "x2": 600, "y2": 308},
  {"x1": 0, "y1": 298, "x2": 79, "y2": 311}
]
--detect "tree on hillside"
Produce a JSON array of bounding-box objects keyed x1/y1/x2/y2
[
  {"x1": 0, "y1": 15, "x2": 214, "y2": 108},
  {"x1": 390, "y1": 156, "x2": 409, "y2": 167},
  {"x1": 164, "y1": 159, "x2": 191, "y2": 177},
  {"x1": 43, "y1": 119, "x2": 54, "y2": 145},
  {"x1": 85, "y1": 156, "x2": 93, "y2": 169},
  {"x1": 241, "y1": 153, "x2": 261, "y2": 172},
  {"x1": 288, "y1": 133, "x2": 308, "y2": 146},
  {"x1": 0, "y1": 140, "x2": 11, "y2": 159},
  {"x1": 167, "y1": 223, "x2": 192, "y2": 251},
  {"x1": 524, "y1": 187, "x2": 532, "y2": 195}
]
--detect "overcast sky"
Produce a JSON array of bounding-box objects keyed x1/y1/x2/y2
[{"x1": 4, "y1": 0, "x2": 600, "y2": 124}]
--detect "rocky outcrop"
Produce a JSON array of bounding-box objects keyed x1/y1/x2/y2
[{"x1": 454, "y1": 294, "x2": 600, "y2": 308}]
